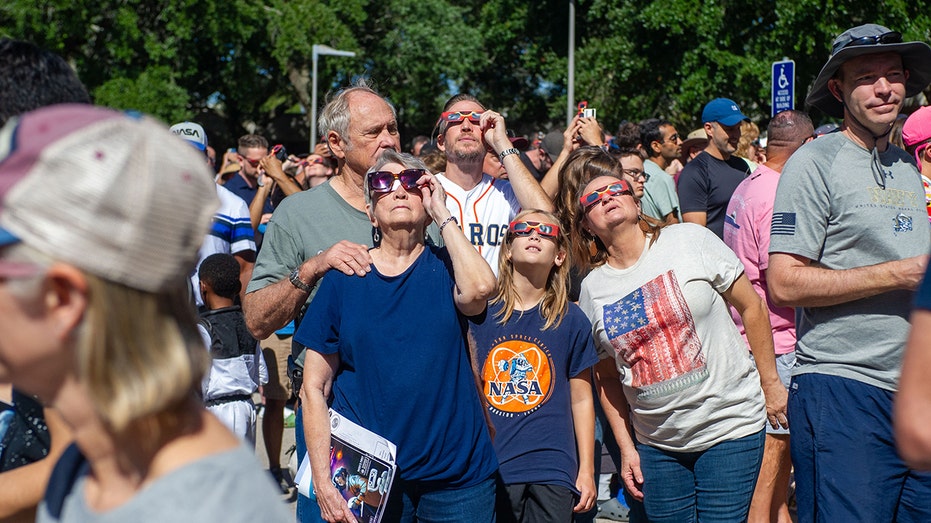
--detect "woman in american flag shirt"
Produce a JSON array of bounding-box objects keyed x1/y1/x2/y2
[{"x1": 573, "y1": 174, "x2": 787, "y2": 522}]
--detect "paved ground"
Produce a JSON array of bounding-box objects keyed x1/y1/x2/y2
[{"x1": 254, "y1": 406, "x2": 299, "y2": 513}]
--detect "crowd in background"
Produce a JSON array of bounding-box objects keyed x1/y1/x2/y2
[{"x1": 1, "y1": 20, "x2": 931, "y2": 523}]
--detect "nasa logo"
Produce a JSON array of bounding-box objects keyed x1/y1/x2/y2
[
  {"x1": 173, "y1": 128, "x2": 202, "y2": 138},
  {"x1": 482, "y1": 339, "x2": 553, "y2": 415}
]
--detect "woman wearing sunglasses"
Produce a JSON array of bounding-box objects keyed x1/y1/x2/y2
[
  {"x1": 295, "y1": 150, "x2": 498, "y2": 523},
  {"x1": 469, "y1": 209, "x2": 598, "y2": 522},
  {"x1": 573, "y1": 175, "x2": 788, "y2": 522}
]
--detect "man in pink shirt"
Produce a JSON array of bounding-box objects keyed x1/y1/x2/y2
[{"x1": 723, "y1": 109, "x2": 813, "y2": 523}]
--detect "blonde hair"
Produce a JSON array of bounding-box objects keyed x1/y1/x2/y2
[
  {"x1": 736, "y1": 121, "x2": 760, "y2": 160},
  {"x1": 1, "y1": 243, "x2": 208, "y2": 433},
  {"x1": 77, "y1": 273, "x2": 208, "y2": 433},
  {"x1": 492, "y1": 209, "x2": 570, "y2": 330}
]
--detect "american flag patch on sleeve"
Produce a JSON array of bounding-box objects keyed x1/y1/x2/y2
[{"x1": 771, "y1": 212, "x2": 796, "y2": 236}]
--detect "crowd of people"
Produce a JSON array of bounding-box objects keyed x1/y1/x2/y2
[{"x1": 1, "y1": 20, "x2": 931, "y2": 523}]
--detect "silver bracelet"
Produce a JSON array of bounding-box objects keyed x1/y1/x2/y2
[{"x1": 438, "y1": 215, "x2": 458, "y2": 234}]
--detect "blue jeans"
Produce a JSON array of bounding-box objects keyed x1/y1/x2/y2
[
  {"x1": 382, "y1": 476, "x2": 496, "y2": 523},
  {"x1": 636, "y1": 429, "x2": 764, "y2": 522},
  {"x1": 789, "y1": 373, "x2": 931, "y2": 522},
  {"x1": 295, "y1": 404, "x2": 324, "y2": 523}
]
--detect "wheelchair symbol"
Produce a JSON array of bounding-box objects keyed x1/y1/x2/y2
[{"x1": 778, "y1": 66, "x2": 789, "y2": 89}]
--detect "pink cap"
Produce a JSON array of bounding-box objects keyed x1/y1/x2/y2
[{"x1": 903, "y1": 106, "x2": 931, "y2": 171}]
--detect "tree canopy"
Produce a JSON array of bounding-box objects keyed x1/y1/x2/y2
[{"x1": 2, "y1": 0, "x2": 929, "y2": 151}]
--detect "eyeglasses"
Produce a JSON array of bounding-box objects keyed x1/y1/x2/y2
[
  {"x1": 622, "y1": 168, "x2": 649, "y2": 181},
  {"x1": 579, "y1": 181, "x2": 633, "y2": 212},
  {"x1": 239, "y1": 156, "x2": 261, "y2": 167},
  {"x1": 440, "y1": 111, "x2": 483, "y2": 124},
  {"x1": 836, "y1": 31, "x2": 902, "y2": 53},
  {"x1": 664, "y1": 133, "x2": 680, "y2": 143},
  {"x1": 508, "y1": 220, "x2": 559, "y2": 239},
  {"x1": 367, "y1": 169, "x2": 425, "y2": 193}
]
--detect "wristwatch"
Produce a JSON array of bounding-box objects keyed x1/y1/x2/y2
[
  {"x1": 498, "y1": 148, "x2": 520, "y2": 161},
  {"x1": 289, "y1": 267, "x2": 314, "y2": 293}
]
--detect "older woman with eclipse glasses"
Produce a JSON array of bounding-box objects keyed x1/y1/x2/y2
[
  {"x1": 296, "y1": 150, "x2": 498, "y2": 523},
  {"x1": 573, "y1": 175, "x2": 788, "y2": 522}
]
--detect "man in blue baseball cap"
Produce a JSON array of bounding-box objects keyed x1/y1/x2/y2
[{"x1": 677, "y1": 97, "x2": 752, "y2": 238}]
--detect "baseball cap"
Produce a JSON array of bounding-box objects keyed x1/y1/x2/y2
[
  {"x1": 807, "y1": 24, "x2": 931, "y2": 118},
  {"x1": 506, "y1": 130, "x2": 529, "y2": 150},
  {"x1": 701, "y1": 98, "x2": 751, "y2": 126},
  {"x1": 903, "y1": 106, "x2": 931, "y2": 169},
  {"x1": 169, "y1": 121, "x2": 208, "y2": 151},
  {"x1": 0, "y1": 104, "x2": 219, "y2": 292}
]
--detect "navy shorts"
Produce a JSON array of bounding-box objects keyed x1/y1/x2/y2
[{"x1": 788, "y1": 373, "x2": 931, "y2": 522}]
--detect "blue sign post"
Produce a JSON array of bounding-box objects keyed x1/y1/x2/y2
[{"x1": 772, "y1": 59, "x2": 795, "y2": 117}]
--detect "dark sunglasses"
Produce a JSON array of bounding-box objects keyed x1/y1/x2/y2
[
  {"x1": 579, "y1": 181, "x2": 633, "y2": 212},
  {"x1": 368, "y1": 169, "x2": 425, "y2": 193},
  {"x1": 835, "y1": 31, "x2": 902, "y2": 53},
  {"x1": 508, "y1": 220, "x2": 559, "y2": 239},
  {"x1": 440, "y1": 111, "x2": 483, "y2": 124}
]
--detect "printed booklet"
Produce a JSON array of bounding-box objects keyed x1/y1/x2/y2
[{"x1": 295, "y1": 409, "x2": 397, "y2": 523}]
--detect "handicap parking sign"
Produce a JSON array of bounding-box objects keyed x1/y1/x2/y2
[{"x1": 772, "y1": 60, "x2": 795, "y2": 117}]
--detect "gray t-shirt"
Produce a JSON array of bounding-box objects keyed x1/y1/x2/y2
[
  {"x1": 246, "y1": 180, "x2": 373, "y2": 300},
  {"x1": 769, "y1": 132, "x2": 930, "y2": 390},
  {"x1": 642, "y1": 159, "x2": 680, "y2": 221},
  {"x1": 37, "y1": 446, "x2": 290, "y2": 522}
]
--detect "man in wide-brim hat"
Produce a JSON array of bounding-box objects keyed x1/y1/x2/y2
[{"x1": 767, "y1": 23, "x2": 931, "y2": 522}]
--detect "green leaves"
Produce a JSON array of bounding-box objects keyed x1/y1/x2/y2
[{"x1": 2, "y1": 0, "x2": 928, "y2": 148}]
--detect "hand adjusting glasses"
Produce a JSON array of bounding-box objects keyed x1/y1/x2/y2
[
  {"x1": 367, "y1": 169, "x2": 426, "y2": 193},
  {"x1": 508, "y1": 220, "x2": 559, "y2": 239},
  {"x1": 579, "y1": 181, "x2": 633, "y2": 213}
]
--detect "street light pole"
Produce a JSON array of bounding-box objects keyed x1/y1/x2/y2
[
  {"x1": 311, "y1": 44, "x2": 356, "y2": 150},
  {"x1": 567, "y1": 0, "x2": 575, "y2": 126}
]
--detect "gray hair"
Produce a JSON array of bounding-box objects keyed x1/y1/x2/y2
[
  {"x1": 318, "y1": 78, "x2": 396, "y2": 151},
  {"x1": 364, "y1": 150, "x2": 429, "y2": 208}
]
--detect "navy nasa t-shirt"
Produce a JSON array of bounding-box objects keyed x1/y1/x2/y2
[{"x1": 470, "y1": 301, "x2": 598, "y2": 491}]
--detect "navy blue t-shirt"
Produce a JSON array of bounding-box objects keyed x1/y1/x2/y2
[
  {"x1": 677, "y1": 151, "x2": 750, "y2": 239},
  {"x1": 294, "y1": 245, "x2": 497, "y2": 487},
  {"x1": 470, "y1": 301, "x2": 598, "y2": 491},
  {"x1": 224, "y1": 173, "x2": 275, "y2": 214}
]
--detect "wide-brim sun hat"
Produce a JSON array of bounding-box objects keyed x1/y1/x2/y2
[{"x1": 806, "y1": 24, "x2": 931, "y2": 118}]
